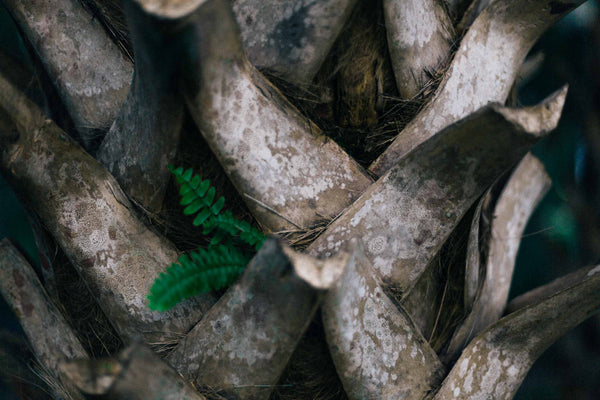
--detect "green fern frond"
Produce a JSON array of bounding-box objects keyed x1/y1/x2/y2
[
  {"x1": 203, "y1": 211, "x2": 266, "y2": 250},
  {"x1": 148, "y1": 166, "x2": 268, "y2": 311},
  {"x1": 169, "y1": 165, "x2": 226, "y2": 226},
  {"x1": 148, "y1": 245, "x2": 250, "y2": 311},
  {"x1": 169, "y1": 165, "x2": 266, "y2": 249}
]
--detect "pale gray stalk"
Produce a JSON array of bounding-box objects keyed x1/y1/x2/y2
[
  {"x1": 0, "y1": 72, "x2": 215, "y2": 344},
  {"x1": 3, "y1": 0, "x2": 133, "y2": 149},
  {"x1": 0, "y1": 239, "x2": 87, "y2": 400},
  {"x1": 443, "y1": 153, "x2": 551, "y2": 361},
  {"x1": 130, "y1": 0, "x2": 373, "y2": 232},
  {"x1": 370, "y1": 0, "x2": 583, "y2": 175},
  {"x1": 322, "y1": 241, "x2": 446, "y2": 399},
  {"x1": 168, "y1": 238, "x2": 347, "y2": 400},
  {"x1": 383, "y1": 0, "x2": 453, "y2": 98},
  {"x1": 435, "y1": 264, "x2": 600, "y2": 400},
  {"x1": 232, "y1": 0, "x2": 359, "y2": 84},
  {"x1": 60, "y1": 343, "x2": 206, "y2": 400},
  {"x1": 96, "y1": 0, "x2": 187, "y2": 213},
  {"x1": 310, "y1": 88, "x2": 565, "y2": 297}
]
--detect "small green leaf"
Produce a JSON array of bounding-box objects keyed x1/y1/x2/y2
[
  {"x1": 193, "y1": 208, "x2": 212, "y2": 226},
  {"x1": 205, "y1": 186, "x2": 216, "y2": 205},
  {"x1": 209, "y1": 229, "x2": 227, "y2": 246},
  {"x1": 184, "y1": 198, "x2": 206, "y2": 215},
  {"x1": 211, "y1": 197, "x2": 225, "y2": 215},
  {"x1": 189, "y1": 174, "x2": 201, "y2": 188},
  {"x1": 198, "y1": 180, "x2": 211, "y2": 197},
  {"x1": 180, "y1": 191, "x2": 198, "y2": 206},
  {"x1": 182, "y1": 168, "x2": 193, "y2": 182}
]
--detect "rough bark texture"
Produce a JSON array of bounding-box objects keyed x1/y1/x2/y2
[
  {"x1": 96, "y1": 0, "x2": 185, "y2": 212},
  {"x1": 444, "y1": 153, "x2": 551, "y2": 361},
  {"x1": 479, "y1": 155, "x2": 550, "y2": 321},
  {"x1": 370, "y1": 0, "x2": 584, "y2": 175},
  {"x1": 0, "y1": 239, "x2": 87, "y2": 400},
  {"x1": 0, "y1": 73, "x2": 214, "y2": 344},
  {"x1": 173, "y1": 0, "x2": 373, "y2": 232},
  {"x1": 61, "y1": 343, "x2": 206, "y2": 399},
  {"x1": 232, "y1": 0, "x2": 358, "y2": 85},
  {"x1": 322, "y1": 241, "x2": 446, "y2": 399},
  {"x1": 398, "y1": 190, "x2": 489, "y2": 342},
  {"x1": 0, "y1": 0, "x2": 596, "y2": 398},
  {"x1": 3, "y1": 0, "x2": 133, "y2": 149},
  {"x1": 310, "y1": 88, "x2": 565, "y2": 296},
  {"x1": 435, "y1": 264, "x2": 600, "y2": 400},
  {"x1": 168, "y1": 238, "x2": 346, "y2": 400},
  {"x1": 401, "y1": 97, "x2": 562, "y2": 340},
  {"x1": 384, "y1": 0, "x2": 453, "y2": 99}
]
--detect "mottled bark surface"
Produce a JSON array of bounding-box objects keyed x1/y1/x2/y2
[
  {"x1": 0, "y1": 73, "x2": 214, "y2": 343},
  {"x1": 436, "y1": 264, "x2": 600, "y2": 400},
  {"x1": 4, "y1": 0, "x2": 133, "y2": 148},
  {"x1": 169, "y1": 238, "x2": 346, "y2": 399},
  {"x1": 177, "y1": 0, "x2": 373, "y2": 231},
  {"x1": 0, "y1": 240, "x2": 86, "y2": 400},
  {"x1": 384, "y1": 0, "x2": 453, "y2": 99},
  {"x1": 444, "y1": 153, "x2": 551, "y2": 361},
  {"x1": 371, "y1": 0, "x2": 583, "y2": 175},
  {"x1": 322, "y1": 241, "x2": 446, "y2": 399},
  {"x1": 96, "y1": 0, "x2": 185, "y2": 212},
  {"x1": 232, "y1": 0, "x2": 358, "y2": 84},
  {"x1": 310, "y1": 88, "x2": 565, "y2": 295},
  {"x1": 0, "y1": 0, "x2": 596, "y2": 398},
  {"x1": 61, "y1": 343, "x2": 206, "y2": 400}
]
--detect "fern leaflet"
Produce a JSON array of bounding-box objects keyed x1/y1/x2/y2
[
  {"x1": 203, "y1": 211, "x2": 266, "y2": 250},
  {"x1": 170, "y1": 165, "x2": 226, "y2": 226},
  {"x1": 148, "y1": 245, "x2": 250, "y2": 311},
  {"x1": 169, "y1": 165, "x2": 265, "y2": 249}
]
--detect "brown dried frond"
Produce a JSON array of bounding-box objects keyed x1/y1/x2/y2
[
  {"x1": 276, "y1": 217, "x2": 332, "y2": 251},
  {"x1": 147, "y1": 331, "x2": 187, "y2": 358},
  {"x1": 427, "y1": 208, "x2": 472, "y2": 354},
  {"x1": 0, "y1": 331, "x2": 51, "y2": 400},
  {"x1": 195, "y1": 384, "x2": 233, "y2": 400}
]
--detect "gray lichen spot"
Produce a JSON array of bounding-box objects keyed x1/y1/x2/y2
[{"x1": 269, "y1": 2, "x2": 315, "y2": 61}]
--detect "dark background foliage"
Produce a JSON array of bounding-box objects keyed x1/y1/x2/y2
[
  {"x1": 509, "y1": 2, "x2": 600, "y2": 398},
  {"x1": 1, "y1": 2, "x2": 599, "y2": 399}
]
